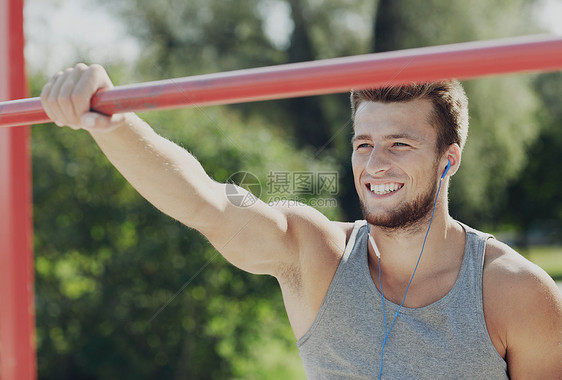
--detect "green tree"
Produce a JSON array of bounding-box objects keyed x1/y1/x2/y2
[
  {"x1": 499, "y1": 72, "x2": 562, "y2": 244},
  {"x1": 372, "y1": 0, "x2": 544, "y2": 226},
  {"x1": 104, "y1": 0, "x2": 375, "y2": 223},
  {"x1": 31, "y1": 0, "x2": 555, "y2": 378},
  {"x1": 102, "y1": 0, "x2": 548, "y2": 225},
  {"x1": 31, "y1": 68, "x2": 336, "y2": 378}
]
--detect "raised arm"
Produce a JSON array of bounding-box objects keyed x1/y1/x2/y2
[{"x1": 40, "y1": 64, "x2": 347, "y2": 280}]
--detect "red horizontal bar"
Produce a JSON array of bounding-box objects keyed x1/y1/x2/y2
[{"x1": 1, "y1": 34, "x2": 562, "y2": 128}]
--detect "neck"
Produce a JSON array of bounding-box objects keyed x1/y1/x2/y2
[{"x1": 368, "y1": 208, "x2": 457, "y2": 283}]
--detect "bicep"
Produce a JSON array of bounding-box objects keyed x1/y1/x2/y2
[
  {"x1": 194, "y1": 183, "x2": 335, "y2": 276},
  {"x1": 505, "y1": 270, "x2": 562, "y2": 379}
]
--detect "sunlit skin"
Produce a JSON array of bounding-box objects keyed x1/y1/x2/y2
[
  {"x1": 351, "y1": 100, "x2": 444, "y2": 233},
  {"x1": 350, "y1": 99, "x2": 464, "y2": 307},
  {"x1": 40, "y1": 64, "x2": 562, "y2": 379}
]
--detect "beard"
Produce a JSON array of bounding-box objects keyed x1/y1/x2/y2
[{"x1": 360, "y1": 177, "x2": 438, "y2": 232}]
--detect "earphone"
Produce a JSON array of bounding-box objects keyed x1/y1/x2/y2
[
  {"x1": 441, "y1": 159, "x2": 452, "y2": 179},
  {"x1": 370, "y1": 158, "x2": 451, "y2": 379}
]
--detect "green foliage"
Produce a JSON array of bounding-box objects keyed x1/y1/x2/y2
[
  {"x1": 33, "y1": 96, "x2": 334, "y2": 378},
  {"x1": 373, "y1": 0, "x2": 545, "y2": 226},
  {"x1": 30, "y1": 0, "x2": 560, "y2": 378},
  {"x1": 497, "y1": 72, "x2": 562, "y2": 242},
  {"x1": 373, "y1": 0, "x2": 539, "y2": 52},
  {"x1": 520, "y1": 245, "x2": 562, "y2": 281},
  {"x1": 105, "y1": 0, "x2": 284, "y2": 78},
  {"x1": 451, "y1": 76, "x2": 540, "y2": 224}
]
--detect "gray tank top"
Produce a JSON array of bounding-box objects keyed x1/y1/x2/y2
[{"x1": 297, "y1": 220, "x2": 508, "y2": 379}]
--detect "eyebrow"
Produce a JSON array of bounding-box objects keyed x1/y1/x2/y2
[
  {"x1": 351, "y1": 133, "x2": 421, "y2": 144},
  {"x1": 350, "y1": 134, "x2": 370, "y2": 144}
]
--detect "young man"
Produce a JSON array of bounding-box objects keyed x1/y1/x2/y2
[{"x1": 41, "y1": 63, "x2": 561, "y2": 379}]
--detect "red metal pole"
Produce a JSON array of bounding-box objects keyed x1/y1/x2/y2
[
  {"x1": 0, "y1": 0, "x2": 36, "y2": 379},
  {"x1": 1, "y1": 34, "x2": 562, "y2": 128}
]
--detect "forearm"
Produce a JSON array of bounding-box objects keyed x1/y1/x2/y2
[
  {"x1": 89, "y1": 113, "x2": 223, "y2": 228},
  {"x1": 39, "y1": 64, "x2": 301, "y2": 275}
]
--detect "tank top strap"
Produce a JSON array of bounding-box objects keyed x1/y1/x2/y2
[
  {"x1": 296, "y1": 219, "x2": 367, "y2": 347},
  {"x1": 455, "y1": 221, "x2": 494, "y2": 296}
]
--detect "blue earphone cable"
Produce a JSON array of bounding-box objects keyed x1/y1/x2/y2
[{"x1": 372, "y1": 176, "x2": 444, "y2": 380}]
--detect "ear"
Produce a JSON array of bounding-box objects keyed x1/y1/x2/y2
[{"x1": 442, "y1": 144, "x2": 461, "y2": 178}]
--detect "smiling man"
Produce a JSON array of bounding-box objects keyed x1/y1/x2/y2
[{"x1": 41, "y1": 64, "x2": 562, "y2": 379}]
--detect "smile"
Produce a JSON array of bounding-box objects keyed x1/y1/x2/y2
[{"x1": 368, "y1": 182, "x2": 403, "y2": 195}]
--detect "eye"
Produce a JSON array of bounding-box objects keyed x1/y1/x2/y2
[
  {"x1": 392, "y1": 142, "x2": 410, "y2": 148},
  {"x1": 355, "y1": 142, "x2": 372, "y2": 150}
]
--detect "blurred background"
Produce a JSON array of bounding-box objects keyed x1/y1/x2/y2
[{"x1": 25, "y1": 0, "x2": 562, "y2": 378}]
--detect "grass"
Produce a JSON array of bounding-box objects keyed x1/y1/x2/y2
[{"x1": 517, "y1": 245, "x2": 562, "y2": 282}]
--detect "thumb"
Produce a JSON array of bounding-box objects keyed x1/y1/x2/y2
[{"x1": 80, "y1": 112, "x2": 128, "y2": 132}]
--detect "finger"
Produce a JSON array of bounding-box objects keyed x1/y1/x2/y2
[
  {"x1": 80, "y1": 112, "x2": 112, "y2": 131},
  {"x1": 107, "y1": 112, "x2": 128, "y2": 130},
  {"x1": 70, "y1": 64, "x2": 116, "y2": 129},
  {"x1": 86, "y1": 64, "x2": 114, "y2": 90},
  {"x1": 41, "y1": 64, "x2": 117, "y2": 130},
  {"x1": 57, "y1": 63, "x2": 89, "y2": 125},
  {"x1": 47, "y1": 68, "x2": 75, "y2": 126},
  {"x1": 40, "y1": 71, "x2": 65, "y2": 126},
  {"x1": 80, "y1": 111, "x2": 129, "y2": 133},
  {"x1": 72, "y1": 64, "x2": 113, "y2": 115}
]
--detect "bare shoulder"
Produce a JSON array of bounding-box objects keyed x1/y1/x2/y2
[
  {"x1": 270, "y1": 201, "x2": 354, "y2": 277},
  {"x1": 277, "y1": 201, "x2": 352, "y2": 240},
  {"x1": 270, "y1": 202, "x2": 357, "y2": 338},
  {"x1": 483, "y1": 238, "x2": 562, "y2": 378},
  {"x1": 483, "y1": 239, "x2": 560, "y2": 300},
  {"x1": 281, "y1": 203, "x2": 354, "y2": 276}
]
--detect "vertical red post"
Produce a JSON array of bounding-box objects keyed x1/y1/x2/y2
[{"x1": 0, "y1": 0, "x2": 36, "y2": 378}]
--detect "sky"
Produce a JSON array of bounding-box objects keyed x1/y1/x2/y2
[
  {"x1": 24, "y1": 0, "x2": 140, "y2": 74},
  {"x1": 24, "y1": 0, "x2": 562, "y2": 76}
]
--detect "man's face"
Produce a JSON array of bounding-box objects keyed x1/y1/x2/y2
[{"x1": 351, "y1": 99, "x2": 442, "y2": 231}]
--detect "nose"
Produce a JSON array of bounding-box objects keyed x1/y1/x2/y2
[{"x1": 365, "y1": 147, "x2": 391, "y2": 176}]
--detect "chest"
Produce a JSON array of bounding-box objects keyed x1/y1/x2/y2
[{"x1": 297, "y1": 269, "x2": 508, "y2": 379}]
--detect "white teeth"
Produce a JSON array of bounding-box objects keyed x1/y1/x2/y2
[{"x1": 369, "y1": 183, "x2": 401, "y2": 195}]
